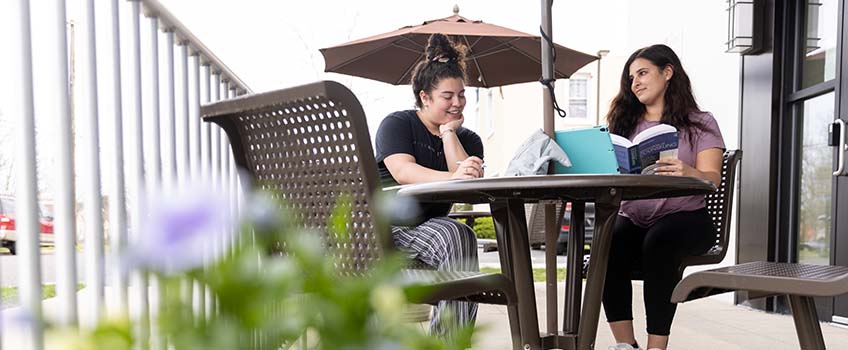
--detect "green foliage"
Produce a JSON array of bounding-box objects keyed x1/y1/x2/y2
[
  {"x1": 1, "y1": 283, "x2": 85, "y2": 306},
  {"x1": 472, "y1": 216, "x2": 495, "y2": 240},
  {"x1": 46, "y1": 192, "x2": 474, "y2": 350},
  {"x1": 47, "y1": 316, "x2": 133, "y2": 350},
  {"x1": 480, "y1": 267, "x2": 567, "y2": 282},
  {"x1": 329, "y1": 194, "x2": 353, "y2": 245}
]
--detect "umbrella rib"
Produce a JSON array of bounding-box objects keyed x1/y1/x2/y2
[
  {"x1": 459, "y1": 35, "x2": 487, "y2": 87},
  {"x1": 467, "y1": 47, "x2": 515, "y2": 61},
  {"x1": 392, "y1": 35, "x2": 429, "y2": 85},
  {"x1": 465, "y1": 37, "x2": 524, "y2": 60},
  {"x1": 504, "y1": 44, "x2": 548, "y2": 70},
  {"x1": 468, "y1": 36, "x2": 484, "y2": 49},
  {"x1": 396, "y1": 35, "x2": 427, "y2": 51},
  {"x1": 328, "y1": 36, "x2": 424, "y2": 72},
  {"x1": 395, "y1": 52, "x2": 425, "y2": 85},
  {"x1": 390, "y1": 43, "x2": 424, "y2": 55},
  {"x1": 471, "y1": 41, "x2": 562, "y2": 77}
]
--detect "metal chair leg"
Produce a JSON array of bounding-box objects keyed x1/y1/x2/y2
[
  {"x1": 788, "y1": 295, "x2": 826, "y2": 350},
  {"x1": 492, "y1": 201, "x2": 527, "y2": 350}
]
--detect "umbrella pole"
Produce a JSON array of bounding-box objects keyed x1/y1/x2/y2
[{"x1": 540, "y1": 0, "x2": 560, "y2": 345}]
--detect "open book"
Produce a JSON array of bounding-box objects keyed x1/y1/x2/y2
[{"x1": 610, "y1": 124, "x2": 679, "y2": 174}]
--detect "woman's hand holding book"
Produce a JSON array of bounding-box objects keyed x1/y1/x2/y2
[{"x1": 651, "y1": 157, "x2": 696, "y2": 177}]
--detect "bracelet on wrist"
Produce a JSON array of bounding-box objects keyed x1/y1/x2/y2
[{"x1": 439, "y1": 128, "x2": 455, "y2": 138}]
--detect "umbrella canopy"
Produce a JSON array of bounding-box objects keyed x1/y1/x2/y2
[{"x1": 319, "y1": 12, "x2": 597, "y2": 88}]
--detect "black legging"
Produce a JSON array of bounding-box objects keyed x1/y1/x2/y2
[{"x1": 602, "y1": 207, "x2": 715, "y2": 336}]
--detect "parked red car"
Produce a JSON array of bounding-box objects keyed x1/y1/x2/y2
[{"x1": 0, "y1": 196, "x2": 55, "y2": 255}]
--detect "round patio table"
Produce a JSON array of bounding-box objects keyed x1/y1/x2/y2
[{"x1": 397, "y1": 174, "x2": 716, "y2": 350}]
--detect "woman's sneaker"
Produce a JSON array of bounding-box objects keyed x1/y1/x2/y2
[{"x1": 608, "y1": 343, "x2": 641, "y2": 350}]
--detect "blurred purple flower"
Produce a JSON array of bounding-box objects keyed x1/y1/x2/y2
[
  {"x1": 128, "y1": 185, "x2": 235, "y2": 274},
  {"x1": 1, "y1": 308, "x2": 37, "y2": 333}
]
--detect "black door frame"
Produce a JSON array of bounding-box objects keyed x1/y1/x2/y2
[
  {"x1": 775, "y1": 0, "x2": 846, "y2": 320},
  {"x1": 832, "y1": 0, "x2": 848, "y2": 322}
]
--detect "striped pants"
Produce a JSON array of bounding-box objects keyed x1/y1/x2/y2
[{"x1": 391, "y1": 217, "x2": 479, "y2": 335}]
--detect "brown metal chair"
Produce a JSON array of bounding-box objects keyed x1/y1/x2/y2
[
  {"x1": 200, "y1": 80, "x2": 520, "y2": 347},
  {"x1": 622, "y1": 149, "x2": 743, "y2": 280},
  {"x1": 672, "y1": 262, "x2": 848, "y2": 349},
  {"x1": 580, "y1": 150, "x2": 742, "y2": 278},
  {"x1": 527, "y1": 202, "x2": 564, "y2": 250},
  {"x1": 679, "y1": 149, "x2": 743, "y2": 271}
]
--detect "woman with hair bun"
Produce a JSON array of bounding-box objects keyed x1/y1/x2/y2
[{"x1": 374, "y1": 33, "x2": 483, "y2": 335}]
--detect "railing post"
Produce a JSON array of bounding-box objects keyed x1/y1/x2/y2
[
  {"x1": 83, "y1": 0, "x2": 106, "y2": 324},
  {"x1": 109, "y1": 0, "x2": 129, "y2": 314},
  {"x1": 179, "y1": 43, "x2": 190, "y2": 185},
  {"x1": 146, "y1": 15, "x2": 168, "y2": 350},
  {"x1": 147, "y1": 15, "x2": 162, "y2": 192},
  {"x1": 163, "y1": 29, "x2": 177, "y2": 193},
  {"x1": 190, "y1": 55, "x2": 201, "y2": 178},
  {"x1": 177, "y1": 40, "x2": 194, "y2": 326},
  {"x1": 209, "y1": 71, "x2": 222, "y2": 316},
  {"x1": 127, "y1": 2, "x2": 150, "y2": 350},
  {"x1": 200, "y1": 64, "x2": 213, "y2": 183},
  {"x1": 50, "y1": 0, "x2": 80, "y2": 328},
  {"x1": 11, "y1": 0, "x2": 44, "y2": 348},
  {"x1": 201, "y1": 65, "x2": 215, "y2": 321},
  {"x1": 192, "y1": 55, "x2": 206, "y2": 325}
]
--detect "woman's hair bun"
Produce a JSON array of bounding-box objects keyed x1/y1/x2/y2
[{"x1": 425, "y1": 33, "x2": 464, "y2": 63}]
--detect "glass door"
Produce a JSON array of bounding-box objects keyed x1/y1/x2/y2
[
  {"x1": 783, "y1": 0, "x2": 847, "y2": 321},
  {"x1": 789, "y1": 0, "x2": 839, "y2": 266},
  {"x1": 796, "y1": 94, "x2": 834, "y2": 267}
]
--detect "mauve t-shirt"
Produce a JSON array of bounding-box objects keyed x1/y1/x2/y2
[{"x1": 619, "y1": 111, "x2": 725, "y2": 227}]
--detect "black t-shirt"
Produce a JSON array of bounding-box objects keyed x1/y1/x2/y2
[{"x1": 375, "y1": 110, "x2": 484, "y2": 221}]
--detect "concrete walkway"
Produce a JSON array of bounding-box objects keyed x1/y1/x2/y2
[{"x1": 473, "y1": 281, "x2": 848, "y2": 349}]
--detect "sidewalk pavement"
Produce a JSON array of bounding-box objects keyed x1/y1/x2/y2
[{"x1": 473, "y1": 281, "x2": 848, "y2": 349}]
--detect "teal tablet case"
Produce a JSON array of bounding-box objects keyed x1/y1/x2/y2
[{"x1": 553, "y1": 126, "x2": 620, "y2": 174}]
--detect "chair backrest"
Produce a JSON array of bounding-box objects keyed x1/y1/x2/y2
[
  {"x1": 680, "y1": 149, "x2": 743, "y2": 268},
  {"x1": 200, "y1": 81, "x2": 388, "y2": 274},
  {"x1": 527, "y1": 202, "x2": 565, "y2": 246}
]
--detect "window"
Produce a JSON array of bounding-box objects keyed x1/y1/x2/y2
[
  {"x1": 485, "y1": 89, "x2": 494, "y2": 138},
  {"x1": 568, "y1": 76, "x2": 588, "y2": 118}
]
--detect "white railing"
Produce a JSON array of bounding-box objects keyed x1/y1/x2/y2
[{"x1": 4, "y1": 1, "x2": 249, "y2": 349}]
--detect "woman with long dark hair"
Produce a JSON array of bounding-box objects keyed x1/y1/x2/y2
[
  {"x1": 374, "y1": 33, "x2": 482, "y2": 336},
  {"x1": 603, "y1": 44, "x2": 725, "y2": 350}
]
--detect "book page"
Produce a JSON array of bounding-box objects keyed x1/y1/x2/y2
[
  {"x1": 632, "y1": 124, "x2": 677, "y2": 145},
  {"x1": 609, "y1": 133, "x2": 633, "y2": 148}
]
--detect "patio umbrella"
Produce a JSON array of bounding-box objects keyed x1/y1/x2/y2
[{"x1": 319, "y1": 8, "x2": 597, "y2": 88}]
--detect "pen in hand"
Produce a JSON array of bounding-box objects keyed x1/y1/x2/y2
[{"x1": 455, "y1": 161, "x2": 487, "y2": 169}]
